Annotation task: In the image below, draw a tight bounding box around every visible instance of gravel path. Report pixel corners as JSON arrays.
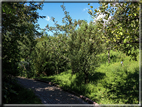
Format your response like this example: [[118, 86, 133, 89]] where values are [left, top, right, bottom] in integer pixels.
[[16, 76, 88, 104]]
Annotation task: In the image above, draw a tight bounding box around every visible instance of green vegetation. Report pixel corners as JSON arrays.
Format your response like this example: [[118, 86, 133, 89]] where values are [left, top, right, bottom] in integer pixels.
[[32, 50, 139, 104], [2, 1, 140, 104], [3, 78, 42, 104], [2, 2, 45, 104], [88, 2, 139, 60]]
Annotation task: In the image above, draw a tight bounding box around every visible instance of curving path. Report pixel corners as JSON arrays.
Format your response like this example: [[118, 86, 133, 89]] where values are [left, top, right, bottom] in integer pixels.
[[16, 76, 88, 104]]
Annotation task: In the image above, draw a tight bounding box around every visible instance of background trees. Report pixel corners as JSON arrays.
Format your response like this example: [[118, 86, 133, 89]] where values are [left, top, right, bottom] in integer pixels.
[[44, 4, 104, 84], [2, 1, 140, 104], [88, 2, 140, 60], [32, 34, 70, 77]]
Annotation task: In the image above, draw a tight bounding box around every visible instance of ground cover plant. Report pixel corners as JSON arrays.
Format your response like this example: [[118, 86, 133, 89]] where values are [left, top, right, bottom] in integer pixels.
[[3, 77, 42, 104], [32, 50, 139, 104]]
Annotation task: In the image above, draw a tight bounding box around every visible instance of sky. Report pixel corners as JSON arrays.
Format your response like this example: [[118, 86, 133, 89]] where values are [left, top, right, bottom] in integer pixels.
[[36, 3, 101, 36]]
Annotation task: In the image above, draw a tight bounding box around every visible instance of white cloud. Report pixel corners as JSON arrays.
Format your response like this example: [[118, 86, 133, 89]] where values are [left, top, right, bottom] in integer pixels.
[[45, 15, 50, 21], [93, 13, 112, 25], [96, 14, 106, 20], [108, 15, 112, 20], [83, 8, 88, 11]]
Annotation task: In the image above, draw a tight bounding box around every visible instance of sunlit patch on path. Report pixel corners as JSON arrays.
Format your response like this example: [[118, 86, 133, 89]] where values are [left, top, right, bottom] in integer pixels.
[[16, 77, 88, 104]]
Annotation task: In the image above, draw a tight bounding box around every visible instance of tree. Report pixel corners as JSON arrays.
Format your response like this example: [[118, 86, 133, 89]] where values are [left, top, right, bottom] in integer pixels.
[[69, 21, 103, 84], [45, 4, 103, 84], [2, 2, 45, 103], [88, 1, 140, 60], [32, 33, 70, 76]]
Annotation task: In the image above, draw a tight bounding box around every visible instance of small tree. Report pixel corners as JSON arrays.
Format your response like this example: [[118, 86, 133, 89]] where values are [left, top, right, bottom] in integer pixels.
[[45, 4, 103, 84], [68, 21, 103, 84]]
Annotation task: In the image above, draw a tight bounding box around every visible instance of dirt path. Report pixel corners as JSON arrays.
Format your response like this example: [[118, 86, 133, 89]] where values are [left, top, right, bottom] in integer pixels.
[[16, 76, 88, 104]]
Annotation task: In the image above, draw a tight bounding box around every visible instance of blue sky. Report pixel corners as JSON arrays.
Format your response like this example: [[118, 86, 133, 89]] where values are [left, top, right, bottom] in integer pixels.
[[36, 3, 100, 36]]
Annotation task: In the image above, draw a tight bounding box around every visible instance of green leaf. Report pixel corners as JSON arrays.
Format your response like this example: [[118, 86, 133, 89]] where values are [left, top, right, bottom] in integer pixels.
[[89, 10, 92, 13], [90, 6, 93, 8], [94, 9, 98, 12], [134, 13, 137, 16], [124, 39, 127, 43], [3, 8, 5, 12], [120, 32, 123, 35]]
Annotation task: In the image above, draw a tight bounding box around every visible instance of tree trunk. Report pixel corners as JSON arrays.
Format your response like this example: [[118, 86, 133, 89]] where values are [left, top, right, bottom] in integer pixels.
[[108, 49, 110, 63], [84, 72, 89, 84], [55, 65, 58, 75], [57, 66, 59, 74], [71, 61, 75, 75]]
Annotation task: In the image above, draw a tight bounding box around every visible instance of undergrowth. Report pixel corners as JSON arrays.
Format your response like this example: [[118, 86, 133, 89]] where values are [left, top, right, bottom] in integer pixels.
[[4, 78, 42, 104], [32, 50, 139, 104]]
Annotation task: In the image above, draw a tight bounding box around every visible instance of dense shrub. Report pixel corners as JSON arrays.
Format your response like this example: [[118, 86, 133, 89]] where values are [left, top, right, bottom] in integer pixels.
[[30, 35, 70, 77]]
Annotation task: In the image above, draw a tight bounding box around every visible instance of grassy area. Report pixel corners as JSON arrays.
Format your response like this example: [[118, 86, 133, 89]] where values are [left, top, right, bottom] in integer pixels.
[[32, 50, 139, 104], [5, 78, 42, 104]]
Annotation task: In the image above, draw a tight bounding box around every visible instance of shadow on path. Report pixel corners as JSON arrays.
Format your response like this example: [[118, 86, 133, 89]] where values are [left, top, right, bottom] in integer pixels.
[[16, 77, 88, 104]]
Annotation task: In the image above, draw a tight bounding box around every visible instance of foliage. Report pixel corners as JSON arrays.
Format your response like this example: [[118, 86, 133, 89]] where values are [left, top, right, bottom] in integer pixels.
[[45, 4, 104, 84], [2, 2, 45, 103], [31, 34, 70, 77], [88, 2, 139, 60], [68, 21, 103, 84], [3, 78, 42, 104], [33, 50, 139, 104], [97, 49, 131, 64], [2, 1, 140, 104]]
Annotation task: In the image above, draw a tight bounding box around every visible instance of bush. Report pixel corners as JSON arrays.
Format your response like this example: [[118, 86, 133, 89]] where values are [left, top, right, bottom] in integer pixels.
[[3, 78, 42, 104]]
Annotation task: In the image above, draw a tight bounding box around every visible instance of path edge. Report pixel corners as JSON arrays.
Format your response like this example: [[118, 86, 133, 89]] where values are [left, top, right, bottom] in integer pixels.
[[33, 78, 100, 106]]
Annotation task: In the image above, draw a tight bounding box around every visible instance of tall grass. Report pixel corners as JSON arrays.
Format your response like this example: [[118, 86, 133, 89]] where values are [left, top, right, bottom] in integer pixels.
[[33, 50, 139, 104]]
